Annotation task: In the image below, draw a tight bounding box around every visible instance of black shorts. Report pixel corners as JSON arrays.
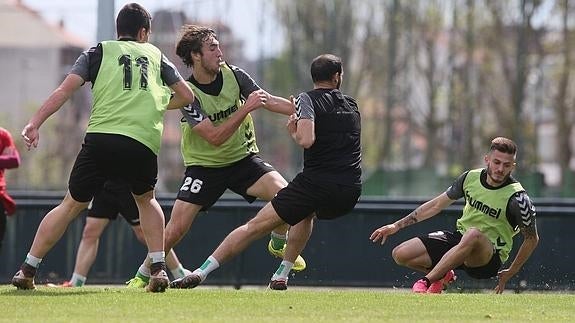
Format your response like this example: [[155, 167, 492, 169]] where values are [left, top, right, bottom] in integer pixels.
[[87, 182, 139, 226], [176, 154, 276, 211], [271, 173, 361, 226], [68, 133, 158, 202], [418, 230, 502, 279]]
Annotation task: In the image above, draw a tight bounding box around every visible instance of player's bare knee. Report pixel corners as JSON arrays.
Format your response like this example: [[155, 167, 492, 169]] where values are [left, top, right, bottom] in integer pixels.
[[460, 228, 484, 245], [391, 246, 407, 266]]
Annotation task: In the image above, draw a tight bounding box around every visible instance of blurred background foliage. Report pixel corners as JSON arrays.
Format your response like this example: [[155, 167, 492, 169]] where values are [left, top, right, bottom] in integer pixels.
[[2, 0, 574, 198]]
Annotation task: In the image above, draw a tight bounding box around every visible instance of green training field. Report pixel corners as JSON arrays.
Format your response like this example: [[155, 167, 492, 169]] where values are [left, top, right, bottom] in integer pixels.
[[0, 285, 573, 322]]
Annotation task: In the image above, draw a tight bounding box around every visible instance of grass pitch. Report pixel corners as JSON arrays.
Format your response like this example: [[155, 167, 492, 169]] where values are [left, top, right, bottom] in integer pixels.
[[0, 285, 573, 322]]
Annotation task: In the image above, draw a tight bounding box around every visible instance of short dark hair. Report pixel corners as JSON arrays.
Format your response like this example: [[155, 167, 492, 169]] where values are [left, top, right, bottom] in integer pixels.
[[116, 3, 152, 38], [310, 54, 342, 83], [176, 25, 218, 68], [490, 137, 517, 155]]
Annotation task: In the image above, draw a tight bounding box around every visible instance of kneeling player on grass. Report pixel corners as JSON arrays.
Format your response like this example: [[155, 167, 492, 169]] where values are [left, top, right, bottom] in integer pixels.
[[170, 54, 362, 290], [370, 137, 539, 294]]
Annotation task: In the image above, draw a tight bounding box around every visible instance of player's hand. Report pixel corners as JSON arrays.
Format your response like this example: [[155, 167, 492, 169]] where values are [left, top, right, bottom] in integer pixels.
[[370, 223, 399, 245], [244, 90, 268, 112], [494, 268, 513, 294], [286, 113, 298, 135], [21, 123, 39, 150]]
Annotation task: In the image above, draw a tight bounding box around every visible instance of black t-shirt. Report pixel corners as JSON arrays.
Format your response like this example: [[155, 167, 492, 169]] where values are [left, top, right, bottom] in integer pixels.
[[296, 88, 362, 186]]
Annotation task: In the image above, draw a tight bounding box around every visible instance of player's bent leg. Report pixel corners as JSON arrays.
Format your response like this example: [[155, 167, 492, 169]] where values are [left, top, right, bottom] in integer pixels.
[[213, 203, 285, 265], [268, 217, 313, 290], [73, 218, 110, 279], [13, 192, 89, 290], [177, 203, 286, 289], [30, 192, 90, 258], [285, 218, 313, 272], [127, 200, 200, 288], [248, 171, 308, 272], [164, 200, 202, 251], [132, 191, 168, 293], [392, 238, 433, 272], [132, 190, 164, 253]]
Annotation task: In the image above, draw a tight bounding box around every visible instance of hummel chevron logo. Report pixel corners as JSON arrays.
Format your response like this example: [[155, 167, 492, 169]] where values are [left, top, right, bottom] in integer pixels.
[[183, 105, 204, 122], [295, 96, 302, 117], [516, 193, 532, 226]]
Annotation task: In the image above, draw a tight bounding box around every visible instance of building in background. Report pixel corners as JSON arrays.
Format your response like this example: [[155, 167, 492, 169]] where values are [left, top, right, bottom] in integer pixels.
[[0, 0, 90, 190], [0, 1, 253, 192]]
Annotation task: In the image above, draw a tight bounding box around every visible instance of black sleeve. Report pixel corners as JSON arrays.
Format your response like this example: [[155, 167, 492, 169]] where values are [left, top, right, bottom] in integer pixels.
[[160, 54, 184, 86], [87, 44, 103, 85], [68, 45, 101, 84], [506, 191, 537, 230], [180, 100, 208, 128], [445, 171, 469, 200], [230, 65, 260, 99], [295, 92, 315, 121]]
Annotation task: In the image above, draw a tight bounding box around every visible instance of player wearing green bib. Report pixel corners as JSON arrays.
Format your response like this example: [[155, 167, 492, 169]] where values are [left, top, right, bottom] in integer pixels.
[[170, 54, 362, 291], [14, 3, 195, 293], [371, 137, 539, 294], [127, 25, 307, 288]]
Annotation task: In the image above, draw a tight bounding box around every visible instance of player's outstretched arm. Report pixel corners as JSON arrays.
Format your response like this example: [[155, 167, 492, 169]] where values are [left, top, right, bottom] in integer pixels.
[[370, 193, 455, 245], [495, 192, 539, 294], [495, 224, 539, 294], [262, 92, 295, 115], [191, 90, 267, 146]]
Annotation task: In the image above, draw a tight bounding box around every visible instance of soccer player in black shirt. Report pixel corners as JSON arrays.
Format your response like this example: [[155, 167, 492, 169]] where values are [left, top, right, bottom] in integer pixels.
[[170, 54, 362, 290]]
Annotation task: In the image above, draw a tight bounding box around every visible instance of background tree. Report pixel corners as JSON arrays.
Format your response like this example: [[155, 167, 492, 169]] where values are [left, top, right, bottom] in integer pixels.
[[555, 0, 574, 192]]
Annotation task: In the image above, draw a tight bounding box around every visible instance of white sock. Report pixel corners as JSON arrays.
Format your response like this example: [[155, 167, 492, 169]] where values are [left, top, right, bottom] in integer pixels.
[[194, 256, 219, 281], [170, 264, 191, 279], [70, 273, 86, 287], [148, 251, 165, 264], [25, 253, 42, 268], [271, 260, 294, 281], [138, 263, 151, 277]]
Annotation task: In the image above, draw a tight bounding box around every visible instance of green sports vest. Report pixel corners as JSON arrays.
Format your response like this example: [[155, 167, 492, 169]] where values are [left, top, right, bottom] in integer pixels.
[[180, 63, 258, 167], [456, 168, 524, 262], [87, 40, 170, 155]]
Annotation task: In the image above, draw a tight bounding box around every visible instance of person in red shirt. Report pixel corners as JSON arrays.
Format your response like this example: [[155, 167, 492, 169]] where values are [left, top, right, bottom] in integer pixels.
[[0, 127, 21, 253]]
